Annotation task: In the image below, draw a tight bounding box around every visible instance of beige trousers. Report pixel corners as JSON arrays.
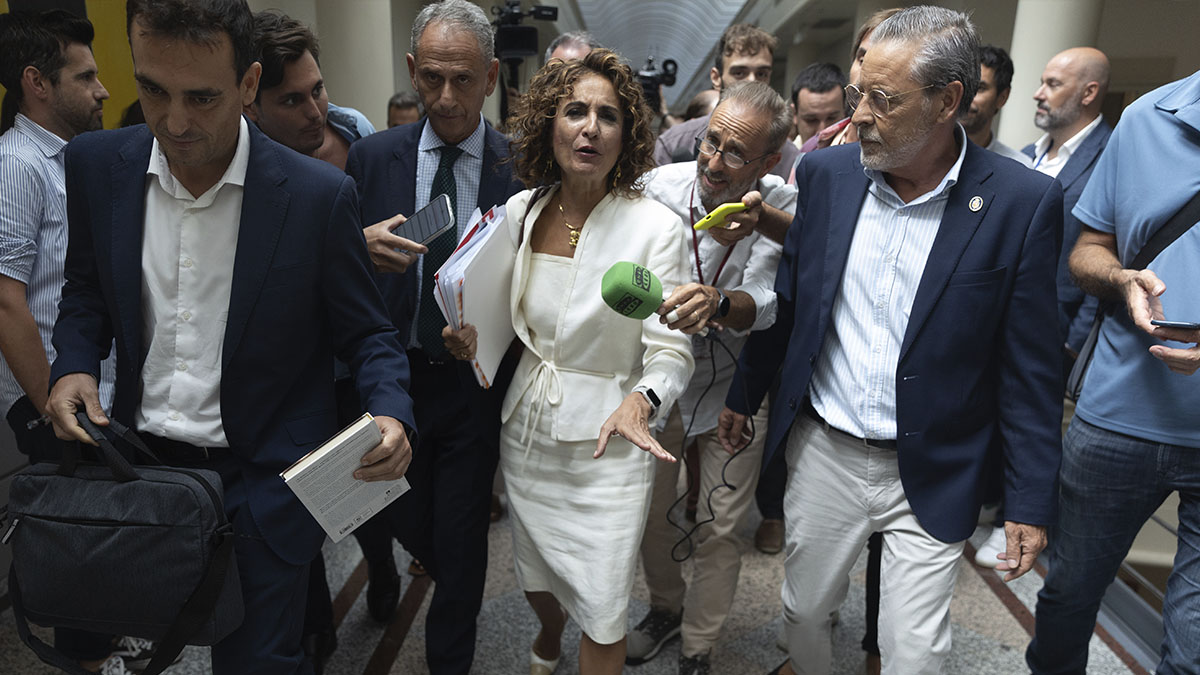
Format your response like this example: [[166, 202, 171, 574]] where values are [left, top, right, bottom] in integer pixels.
[[639, 401, 769, 657], [781, 415, 965, 675]]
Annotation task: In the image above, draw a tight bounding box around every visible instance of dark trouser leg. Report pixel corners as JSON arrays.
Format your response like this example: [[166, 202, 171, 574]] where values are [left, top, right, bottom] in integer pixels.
[[303, 554, 333, 637], [386, 357, 499, 675], [1026, 419, 1167, 675], [861, 531, 882, 656], [211, 479, 313, 675], [755, 448, 787, 520]]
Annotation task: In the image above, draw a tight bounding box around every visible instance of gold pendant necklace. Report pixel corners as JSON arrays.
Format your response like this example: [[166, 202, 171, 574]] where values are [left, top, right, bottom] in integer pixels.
[[559, 203, 583, 247]]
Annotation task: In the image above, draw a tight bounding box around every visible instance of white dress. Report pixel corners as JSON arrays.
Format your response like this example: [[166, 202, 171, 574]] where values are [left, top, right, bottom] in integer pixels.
[[500, 253, 656, 645]]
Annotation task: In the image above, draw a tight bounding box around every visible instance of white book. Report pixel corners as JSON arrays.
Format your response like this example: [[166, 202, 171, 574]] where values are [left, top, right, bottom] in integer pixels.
[[280, 413, 409, 543]]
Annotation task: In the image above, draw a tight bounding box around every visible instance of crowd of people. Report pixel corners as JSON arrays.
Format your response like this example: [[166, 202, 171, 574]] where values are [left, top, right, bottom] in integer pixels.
[[0, 1, 1198, 675]]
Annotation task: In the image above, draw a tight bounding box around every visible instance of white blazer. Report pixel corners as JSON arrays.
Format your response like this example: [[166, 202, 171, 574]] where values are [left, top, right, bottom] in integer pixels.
[[500, 186, 695, 443]]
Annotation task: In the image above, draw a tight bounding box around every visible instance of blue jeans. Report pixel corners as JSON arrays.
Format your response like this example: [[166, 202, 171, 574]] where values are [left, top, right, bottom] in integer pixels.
[[1027, 417, 1200, 674]]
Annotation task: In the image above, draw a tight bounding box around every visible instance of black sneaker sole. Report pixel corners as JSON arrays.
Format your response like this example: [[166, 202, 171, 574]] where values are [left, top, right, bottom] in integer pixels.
[[624, 626, 681, 665]]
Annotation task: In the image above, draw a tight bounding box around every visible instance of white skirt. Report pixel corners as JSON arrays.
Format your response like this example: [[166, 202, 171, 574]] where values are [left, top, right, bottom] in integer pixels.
[[500, 398, 655, 644]]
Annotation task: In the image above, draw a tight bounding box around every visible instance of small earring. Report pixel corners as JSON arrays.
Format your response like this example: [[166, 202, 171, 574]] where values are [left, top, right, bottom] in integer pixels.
[[615, 166, 622, 180]]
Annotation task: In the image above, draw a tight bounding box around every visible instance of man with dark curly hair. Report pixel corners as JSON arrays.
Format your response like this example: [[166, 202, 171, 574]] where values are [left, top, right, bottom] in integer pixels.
[[344, 1, 522, 673]]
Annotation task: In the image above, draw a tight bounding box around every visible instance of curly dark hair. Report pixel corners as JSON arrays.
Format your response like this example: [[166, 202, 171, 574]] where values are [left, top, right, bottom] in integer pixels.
[[508, 48, 655, 198]]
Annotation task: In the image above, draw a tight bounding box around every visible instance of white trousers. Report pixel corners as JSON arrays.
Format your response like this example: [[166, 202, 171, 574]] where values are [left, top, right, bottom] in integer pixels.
[[781, 416, 965, 675]]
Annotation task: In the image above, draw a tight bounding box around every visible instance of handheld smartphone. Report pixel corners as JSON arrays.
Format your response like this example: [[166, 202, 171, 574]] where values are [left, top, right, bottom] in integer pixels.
[[693, 202, 748, 231], [1151, 319, 1200, 330], [392, 193, 455, 245]]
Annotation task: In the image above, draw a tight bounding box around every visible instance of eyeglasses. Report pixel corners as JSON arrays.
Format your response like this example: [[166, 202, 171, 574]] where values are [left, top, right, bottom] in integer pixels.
[[844, 83, 936, 118], [693, 137, 771, 170]]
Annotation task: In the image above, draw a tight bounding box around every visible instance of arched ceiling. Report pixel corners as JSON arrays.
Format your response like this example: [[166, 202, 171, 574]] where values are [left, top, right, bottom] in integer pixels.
[[573, 0, 750, 106]]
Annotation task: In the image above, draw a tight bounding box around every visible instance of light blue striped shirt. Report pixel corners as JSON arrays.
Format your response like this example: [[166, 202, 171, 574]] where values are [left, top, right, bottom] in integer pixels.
[[409, 116, 486, 349], [809, 126, 968, 440], [0, 114, 114, 415]]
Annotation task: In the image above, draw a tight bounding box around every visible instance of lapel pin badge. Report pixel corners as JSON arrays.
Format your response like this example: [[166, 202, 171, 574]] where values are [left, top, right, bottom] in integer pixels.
[[968, 195, 984, 212]]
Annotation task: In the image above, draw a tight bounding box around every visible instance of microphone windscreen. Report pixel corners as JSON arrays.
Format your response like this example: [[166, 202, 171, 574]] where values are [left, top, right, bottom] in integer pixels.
[[601, 261, 664, 321]]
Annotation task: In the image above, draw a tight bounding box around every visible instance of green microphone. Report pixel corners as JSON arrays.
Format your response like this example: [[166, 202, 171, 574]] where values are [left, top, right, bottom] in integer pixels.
[[601, 261, 664, 320]]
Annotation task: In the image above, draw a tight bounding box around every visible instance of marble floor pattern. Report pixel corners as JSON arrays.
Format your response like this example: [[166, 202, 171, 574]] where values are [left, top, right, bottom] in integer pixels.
[[0, 501, 1140, 674]]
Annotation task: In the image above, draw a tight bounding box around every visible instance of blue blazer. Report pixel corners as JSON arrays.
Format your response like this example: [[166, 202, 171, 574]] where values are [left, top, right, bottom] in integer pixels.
[[51, 123, 416, 565], [1022, 120, 1112, 351], [727, 142, 1065, 543], [345, 120, 524, 346]]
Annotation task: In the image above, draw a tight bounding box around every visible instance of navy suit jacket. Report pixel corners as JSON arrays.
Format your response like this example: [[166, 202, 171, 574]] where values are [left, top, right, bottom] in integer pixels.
[[1022, 119, 1112, 351], [51, 123, 416, 565], [345, 120, 523, 345], [727, 142, 1065, 543]]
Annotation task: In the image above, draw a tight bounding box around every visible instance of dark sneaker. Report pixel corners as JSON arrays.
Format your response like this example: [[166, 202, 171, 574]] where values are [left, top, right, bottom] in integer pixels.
[[625, 607, 682, 665], [679, 651, 711, 675]]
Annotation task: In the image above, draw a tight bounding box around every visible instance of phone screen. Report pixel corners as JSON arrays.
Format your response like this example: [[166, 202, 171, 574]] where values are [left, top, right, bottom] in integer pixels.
[[393, 193, 455, 245]]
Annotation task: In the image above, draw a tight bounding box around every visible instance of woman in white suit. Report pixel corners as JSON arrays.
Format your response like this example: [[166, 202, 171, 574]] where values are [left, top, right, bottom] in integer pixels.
[[444, 50, 694, 675]]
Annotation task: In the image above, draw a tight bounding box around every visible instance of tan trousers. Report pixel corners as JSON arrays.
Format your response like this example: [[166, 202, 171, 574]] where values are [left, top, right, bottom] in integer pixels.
[[639, 401, 769, 657], [781, 416, 965, 675]]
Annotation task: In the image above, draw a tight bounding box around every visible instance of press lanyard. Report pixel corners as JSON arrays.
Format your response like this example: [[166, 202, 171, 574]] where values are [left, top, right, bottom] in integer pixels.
[[688, 179, 736, 286]]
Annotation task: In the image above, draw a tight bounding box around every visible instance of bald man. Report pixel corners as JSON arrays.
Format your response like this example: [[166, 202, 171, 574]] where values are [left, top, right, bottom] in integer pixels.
[[973, 47, 1114, 572], [1022, 47, 1113, 359]]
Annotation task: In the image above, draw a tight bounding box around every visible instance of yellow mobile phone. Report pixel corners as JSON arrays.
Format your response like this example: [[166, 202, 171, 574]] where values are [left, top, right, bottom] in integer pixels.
[[693, 202, 748, 230]]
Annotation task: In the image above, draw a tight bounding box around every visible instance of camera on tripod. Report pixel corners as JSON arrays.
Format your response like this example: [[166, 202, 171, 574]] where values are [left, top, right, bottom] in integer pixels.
[[638, 55, 678, 115], [493, 0, 558, 63]]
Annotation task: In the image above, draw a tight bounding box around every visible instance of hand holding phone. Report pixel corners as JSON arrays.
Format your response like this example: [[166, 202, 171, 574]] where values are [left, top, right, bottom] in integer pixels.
[[1151, 319, 1200, 330], [392, 193, 455, 245], [693, 202, 749, 231]]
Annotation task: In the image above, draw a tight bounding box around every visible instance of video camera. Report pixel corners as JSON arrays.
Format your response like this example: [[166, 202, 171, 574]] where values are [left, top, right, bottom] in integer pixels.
[[492, 0, 558, 63], [638, 55, 678, 115]]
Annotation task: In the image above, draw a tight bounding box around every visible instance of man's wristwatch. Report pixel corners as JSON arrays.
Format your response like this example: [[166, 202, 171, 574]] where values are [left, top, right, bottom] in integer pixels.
[[632, 385, 661, 419], [714, 288, 731, 319]]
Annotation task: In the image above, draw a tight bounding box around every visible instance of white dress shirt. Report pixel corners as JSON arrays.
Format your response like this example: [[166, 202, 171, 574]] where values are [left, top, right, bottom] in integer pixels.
[[137, 117, 250, 446], [985, 136, 1033, 168], [809, 126, 968, 440], [1031, 114, 1103, 178], [642, 161, 795, 436]]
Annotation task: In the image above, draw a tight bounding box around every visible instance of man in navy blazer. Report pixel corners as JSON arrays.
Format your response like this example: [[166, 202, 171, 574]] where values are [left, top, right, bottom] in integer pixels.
[[46, 1, 414, 673], [344, 2, 522, 673], [1022, 47, 1113, 357], [718, 8, 1063, 674]]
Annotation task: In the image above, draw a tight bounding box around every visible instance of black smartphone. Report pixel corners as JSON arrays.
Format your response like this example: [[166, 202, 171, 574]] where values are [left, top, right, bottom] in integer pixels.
[[392, 193, 454, 246], [1151, 319, 1200, 330]]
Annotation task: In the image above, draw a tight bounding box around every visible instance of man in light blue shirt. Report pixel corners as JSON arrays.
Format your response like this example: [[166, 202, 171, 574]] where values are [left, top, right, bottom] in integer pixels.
[[1028, 68, 1200, 675], [0, 9, 127, 674]]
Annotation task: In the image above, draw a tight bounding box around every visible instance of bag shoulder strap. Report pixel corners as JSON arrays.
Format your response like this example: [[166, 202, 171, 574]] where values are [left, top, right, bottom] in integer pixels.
[[1130, 189, 1200, 270], [517, 185, 553, 244], [1067, 188, 1200, 400]]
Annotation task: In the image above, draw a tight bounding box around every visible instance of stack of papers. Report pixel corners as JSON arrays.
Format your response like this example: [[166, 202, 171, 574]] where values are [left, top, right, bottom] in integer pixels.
[[433, 205, 516, 388]]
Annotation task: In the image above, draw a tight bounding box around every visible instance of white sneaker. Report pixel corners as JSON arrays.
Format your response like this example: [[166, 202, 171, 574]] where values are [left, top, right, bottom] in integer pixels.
[[974, 525, 1006, 568], [98, 655, 134, 675]]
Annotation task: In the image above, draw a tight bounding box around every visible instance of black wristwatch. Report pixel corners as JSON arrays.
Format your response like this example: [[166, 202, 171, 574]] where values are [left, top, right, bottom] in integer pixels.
[[714, 288, 731, 319], [633, 385, 661, 418]]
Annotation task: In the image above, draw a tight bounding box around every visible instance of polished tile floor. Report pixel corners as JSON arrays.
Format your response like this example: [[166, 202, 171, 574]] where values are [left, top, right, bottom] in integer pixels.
[[0, 501, 1140, 674]]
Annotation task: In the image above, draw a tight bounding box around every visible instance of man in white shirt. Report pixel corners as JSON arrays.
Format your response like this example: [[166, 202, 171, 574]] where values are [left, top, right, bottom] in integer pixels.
[[962, 45, 1031, 167], [46, 1, 415, 673], [1022, 49, 1112, 364], [789, 62, 845, 149], [628, 82, 796, 675]]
